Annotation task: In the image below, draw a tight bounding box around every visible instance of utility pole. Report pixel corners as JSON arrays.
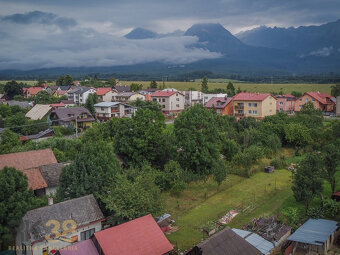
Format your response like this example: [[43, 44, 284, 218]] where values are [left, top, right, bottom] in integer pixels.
[[75, 117, 78, 138]]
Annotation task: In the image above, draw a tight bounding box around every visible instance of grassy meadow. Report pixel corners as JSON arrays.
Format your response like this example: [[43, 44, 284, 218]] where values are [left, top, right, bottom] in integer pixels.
[[1, 80, 334, 94]]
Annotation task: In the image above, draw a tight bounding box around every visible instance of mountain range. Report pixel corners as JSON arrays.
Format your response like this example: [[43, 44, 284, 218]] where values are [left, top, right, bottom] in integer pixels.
[[2, 19, 340, 78]]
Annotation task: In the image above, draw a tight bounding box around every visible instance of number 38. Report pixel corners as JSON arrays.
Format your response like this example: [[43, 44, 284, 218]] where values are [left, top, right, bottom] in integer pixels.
[[45, 219, 77, 242]]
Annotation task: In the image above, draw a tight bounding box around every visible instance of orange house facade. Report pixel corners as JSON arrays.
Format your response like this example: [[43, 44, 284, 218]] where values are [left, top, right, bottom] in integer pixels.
[[205, 97, 233, 115], [294, 92, 335, 113]]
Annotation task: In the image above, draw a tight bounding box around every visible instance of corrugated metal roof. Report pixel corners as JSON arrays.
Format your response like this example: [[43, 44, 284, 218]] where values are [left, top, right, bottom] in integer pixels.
[[232, 228, 275, 255], [25, 104, 52, 120], [287, 219, 338, 246], [94, 102, 120, 107]]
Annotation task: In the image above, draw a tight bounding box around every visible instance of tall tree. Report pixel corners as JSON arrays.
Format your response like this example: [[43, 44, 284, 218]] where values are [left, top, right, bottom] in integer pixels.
[[130, 83, 143, 92], [0, 167, 38, 249], [322, 143, 340, 194], [331, 84, 340, 97], [201, 76, 208, 93], [107, 77, 117, 86], [113, 108, 167, 167], [226, 82, 235, 96], [4, 80, 23, 99], [57, 141, 122, 204], [63, 74, 74, 86], [0, 129, 20, 154], [150, 80, 158, 89], [85, 93, 98, 117], [174, 104, 222, 177], [292, 153, 324, 209]]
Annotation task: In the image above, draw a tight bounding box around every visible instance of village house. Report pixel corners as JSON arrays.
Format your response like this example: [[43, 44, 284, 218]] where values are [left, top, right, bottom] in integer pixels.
[[232, 92, 276, 119], [151, 91, 185, 115], [113, 85, 130, 93], [294, 92, 335, 113], [60, 100, 75, 107], [25, 104, 52, 120], [57, 214, 173, 255], [286, 218, 338, 255], [275, 94, 296, 113], [95, 87, 118, 102], [23, 87, 43, 98], [203, 93, 228, 105], [40, 162, 69, 196], [138, 88, 158, 101], [67, 87, 96, 105], [50, 107, 95, 130], [183, 90, 205, 107], [5, 100, 32, 109], [15, 194, 104, 255], [205, 97, 233, 115], [46, 86, 60, 96], [94, 102, 137, 121], [185, 227, 262, 255], [114, 92, 145, 102], [0, 149, 58, 196], [20, 128, 55, 142]]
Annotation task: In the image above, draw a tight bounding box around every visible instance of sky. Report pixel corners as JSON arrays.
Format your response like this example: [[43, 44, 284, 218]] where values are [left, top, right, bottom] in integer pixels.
[[0, 0, 339, 70]]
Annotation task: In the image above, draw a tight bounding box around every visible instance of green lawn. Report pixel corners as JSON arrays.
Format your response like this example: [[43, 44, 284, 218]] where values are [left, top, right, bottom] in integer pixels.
[[165, 170, 293, 250]]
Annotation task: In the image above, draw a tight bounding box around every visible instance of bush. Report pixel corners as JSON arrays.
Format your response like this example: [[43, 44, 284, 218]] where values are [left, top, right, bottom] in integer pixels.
[[271, 157, 288, 169], [279, 207, 305, 231], [53, 126, 73, 137], [321, 198, 340, 217], [307, 207, 324, 219]]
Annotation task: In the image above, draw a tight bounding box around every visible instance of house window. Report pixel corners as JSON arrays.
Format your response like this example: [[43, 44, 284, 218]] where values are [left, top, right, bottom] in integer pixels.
[[248, 110, 252, 114], [153, 99, 156, 102], [101, 107, 104, 111], [253, 103, 257, 107], [305, 98, 309, 103], [269, 110, 272, 113], [299, 98, 302, 101], [162, 105, 165, 108], [312, 98, 315, 102], [176, 104, 180, 107], [159, 99, 161, 102], [253, 110, 257, 114], [279, 102, 283, 105], [162, 98, 165, 102], [81, 228, 95, 240], [248, 103, 252, 107], [176, 98, 179, 101], [280, 108, 283, 111], [176, 94, 178, 96], [22, 244, 27, 255]]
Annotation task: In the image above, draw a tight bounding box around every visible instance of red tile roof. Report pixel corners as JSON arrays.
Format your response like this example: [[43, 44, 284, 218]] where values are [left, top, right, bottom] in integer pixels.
[[26, 87, 43, 95], [95, 87, 112, 96], [57, 90, 67, 96], [206, 97, 232, 109], [22, 168, 48, 190], [305, 92, 332, 105], [151, 91, 180, 97], [50, 103, 66, 108], [94, 214, 173, 255], [233, 92, 272, 101], [0, 149, 57, 171]]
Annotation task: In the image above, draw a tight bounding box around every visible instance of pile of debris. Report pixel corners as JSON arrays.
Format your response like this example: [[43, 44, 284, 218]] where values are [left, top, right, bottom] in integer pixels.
[[219, 210, 239, 225], [156, 213, 176, 233], [243, 216, 292, 245]]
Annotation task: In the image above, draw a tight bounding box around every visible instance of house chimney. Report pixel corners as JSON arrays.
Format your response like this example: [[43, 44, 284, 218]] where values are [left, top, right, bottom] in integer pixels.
[[48, 197, 54, 206]]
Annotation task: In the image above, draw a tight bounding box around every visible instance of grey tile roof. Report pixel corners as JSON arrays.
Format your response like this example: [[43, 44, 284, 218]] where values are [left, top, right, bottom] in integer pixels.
[[192, 227, 262, 255], [40, 162, 68, 187], [51, 107, 95, 122], [22, 194, 104, 243], [7, 100, 31, 109], [116, 92, 135, 97], [25, 128, 54, 140], [114, 85, 130, 92]]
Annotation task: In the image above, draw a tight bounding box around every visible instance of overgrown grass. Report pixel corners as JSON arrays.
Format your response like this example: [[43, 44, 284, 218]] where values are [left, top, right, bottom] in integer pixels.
[[165, 170, 292, 250]]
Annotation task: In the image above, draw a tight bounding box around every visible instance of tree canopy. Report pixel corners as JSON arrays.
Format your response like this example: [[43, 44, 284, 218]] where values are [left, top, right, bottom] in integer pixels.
[[4, 80, 23, 99]]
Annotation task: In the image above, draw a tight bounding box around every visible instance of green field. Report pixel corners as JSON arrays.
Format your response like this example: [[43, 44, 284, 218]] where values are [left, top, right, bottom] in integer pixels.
[[1, 80, 334, 94], [120, 81, 333, 94]]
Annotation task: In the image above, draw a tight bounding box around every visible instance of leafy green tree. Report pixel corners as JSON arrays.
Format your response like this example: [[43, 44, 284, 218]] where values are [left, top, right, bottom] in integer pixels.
[[201, 76, 208, 93], [101, 172, 163, 220], [157, 160, 185, 194], [113, 108, 167, 167], [63, 74, 74, 86], [236, 87, 242, 93], [0, 167, 38, 249], [331, 84, 340, 97], [56, 76, 64, 86], [0, 104, 11, 118], [174, 104, 221, 177], [5, 112, 27, 133], [292, 153, 324, 209], [0, 129, 20, 154], [32, 90, 60, 104], [284, 123, 311, 147], [130, 83, 143, 92], [85, 93, 98, 118], [131, 99, 161, 112], [107, 77, 117, 86], [221, 139, 240, 161], [36, 76, 45, 86], [150, 80, 158, 89], [4, 80, 23, 99], [226, 82, 235, 96], [213, 159, 227, 186], [57, 141, 122, 205], [322, 143, 340, 194], [291, 91, 302, 98]]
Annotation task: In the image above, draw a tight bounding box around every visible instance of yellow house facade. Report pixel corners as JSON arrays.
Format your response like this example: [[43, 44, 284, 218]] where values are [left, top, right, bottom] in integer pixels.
[[233, 92, 276, 119]]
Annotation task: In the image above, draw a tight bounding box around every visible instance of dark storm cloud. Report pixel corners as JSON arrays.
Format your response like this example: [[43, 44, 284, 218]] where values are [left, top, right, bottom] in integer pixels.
[[1, 10, 77, 29], [0, 0, 339, 69]]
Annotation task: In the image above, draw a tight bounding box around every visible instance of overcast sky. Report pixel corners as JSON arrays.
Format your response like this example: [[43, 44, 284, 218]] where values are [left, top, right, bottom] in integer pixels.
[[0, 0, 339, 70]]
